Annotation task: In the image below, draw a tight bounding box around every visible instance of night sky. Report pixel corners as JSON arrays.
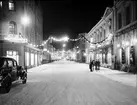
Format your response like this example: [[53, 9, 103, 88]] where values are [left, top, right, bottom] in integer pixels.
[[40, 0, 113, 50]]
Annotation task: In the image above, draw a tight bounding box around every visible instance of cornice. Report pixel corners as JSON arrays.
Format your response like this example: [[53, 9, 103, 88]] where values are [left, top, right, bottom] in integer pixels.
[[116, 21, 137, 36]]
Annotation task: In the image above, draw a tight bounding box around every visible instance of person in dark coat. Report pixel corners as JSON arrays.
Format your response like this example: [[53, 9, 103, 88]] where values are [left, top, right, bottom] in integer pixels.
[[89, 60, 94, 72], [97, 59, 100, 70], [95, 60, 98, 71], [98, 60, 100, 70]]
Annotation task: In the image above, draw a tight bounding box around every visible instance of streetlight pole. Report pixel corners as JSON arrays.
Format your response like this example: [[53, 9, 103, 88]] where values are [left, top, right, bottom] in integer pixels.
[[21, 1, 31, 68]]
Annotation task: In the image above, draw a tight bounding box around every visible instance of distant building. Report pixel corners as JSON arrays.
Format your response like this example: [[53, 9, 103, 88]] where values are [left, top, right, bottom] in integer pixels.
[[0, 0, 43, 68], [42, 39, 55, 63], [86, 7, 113, 68], [113, 0, 137, 72], [74, 33, 86, 63]]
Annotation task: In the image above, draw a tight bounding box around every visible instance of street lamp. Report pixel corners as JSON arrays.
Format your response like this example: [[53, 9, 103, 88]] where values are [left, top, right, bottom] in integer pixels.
[[63, 36, 69, 42], [63, 43, 66, 48], [21, 14, 30, 26]]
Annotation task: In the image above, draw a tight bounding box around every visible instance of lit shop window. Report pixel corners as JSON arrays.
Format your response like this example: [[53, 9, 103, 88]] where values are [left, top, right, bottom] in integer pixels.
[[9, 0, 15, 10], [31, 53, 34, 66], [6, 51, 19, 64], [35, 54, 37, 66], [25, 52, 29, 66], [0, 1, 2, 8]]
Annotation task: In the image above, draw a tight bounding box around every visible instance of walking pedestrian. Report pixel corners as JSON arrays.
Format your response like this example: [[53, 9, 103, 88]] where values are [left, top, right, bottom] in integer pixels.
[[95, 60, 97, 71], [89, 60, 93, 72], [97, 59, 100, 70]]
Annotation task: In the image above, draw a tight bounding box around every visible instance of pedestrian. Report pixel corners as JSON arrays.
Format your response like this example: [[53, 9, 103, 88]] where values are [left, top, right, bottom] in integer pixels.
[[95, 60, 97, 71], [92, 60, 95, 71], [97, 59, 100, 70], [89, 61, 93, 72]]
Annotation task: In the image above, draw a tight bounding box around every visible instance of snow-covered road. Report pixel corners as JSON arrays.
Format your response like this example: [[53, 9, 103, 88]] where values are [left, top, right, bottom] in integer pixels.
[[0, 60, 137, 105]]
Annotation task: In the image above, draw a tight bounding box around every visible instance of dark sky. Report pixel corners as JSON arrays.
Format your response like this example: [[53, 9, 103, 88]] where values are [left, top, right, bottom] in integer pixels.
[[40, 0, 113, 49]]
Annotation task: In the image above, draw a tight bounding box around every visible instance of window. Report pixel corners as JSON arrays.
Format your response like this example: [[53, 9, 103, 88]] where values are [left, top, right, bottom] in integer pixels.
[[118, 12, 122, 29], [9, 21, 17, 34], [109, 19, 112, 31], [9, 0, 15, 10], [35, 54, 37, 66], [31, 53, 34, 66], [135, 1, 137, 20], [125, 5, 131, 25], [7, 60, 13, 67], [122, 48, 125, 64], [130, 46, 135, 65], [25, 52, 29, 66], [0, 1, 2, 8], [104, 29, 106, 39], [13, 61, 17, 67], [3, 60, 8, 68], [6, 51, 19, 64], [0, 59, 7, 68]]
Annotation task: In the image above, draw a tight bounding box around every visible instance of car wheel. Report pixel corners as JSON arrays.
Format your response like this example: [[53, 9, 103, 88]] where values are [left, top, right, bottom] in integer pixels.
[[22, 73, 27, 84], [4, 80, 12, 93]]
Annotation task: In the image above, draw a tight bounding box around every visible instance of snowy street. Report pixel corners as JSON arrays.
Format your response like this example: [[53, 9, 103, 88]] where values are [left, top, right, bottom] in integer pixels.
[[0, 60, 137, 105]]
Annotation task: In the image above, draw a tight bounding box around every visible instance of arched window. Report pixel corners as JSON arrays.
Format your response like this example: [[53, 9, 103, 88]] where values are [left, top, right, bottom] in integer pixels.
[[9, 0, 15, 11], [9, 21, 17, 34]]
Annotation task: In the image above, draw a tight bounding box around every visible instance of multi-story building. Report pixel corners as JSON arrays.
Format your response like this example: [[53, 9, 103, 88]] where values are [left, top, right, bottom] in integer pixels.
[[86, 7, 114, 68], [113, 0, 137, 72], [0, 0, 43, 68], [74, 33, 86, 63], [42, 39, 54, 63]]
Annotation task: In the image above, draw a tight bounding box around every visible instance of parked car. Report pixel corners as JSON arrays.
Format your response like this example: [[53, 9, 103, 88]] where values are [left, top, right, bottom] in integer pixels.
[[0, 56, 27, 93]]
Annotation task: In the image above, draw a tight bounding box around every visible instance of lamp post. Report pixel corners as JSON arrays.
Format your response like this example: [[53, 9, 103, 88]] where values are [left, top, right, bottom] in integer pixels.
[[21, 14, 30, 26], [21, 14, 30, 40], [21, 14, 30, 68]]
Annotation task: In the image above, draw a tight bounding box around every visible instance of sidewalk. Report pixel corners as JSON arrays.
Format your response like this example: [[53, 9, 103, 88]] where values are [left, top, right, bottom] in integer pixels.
[[93, 67, 137, 87]]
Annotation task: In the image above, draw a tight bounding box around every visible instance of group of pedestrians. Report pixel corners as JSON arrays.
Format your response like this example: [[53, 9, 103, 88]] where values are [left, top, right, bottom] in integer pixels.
[[89, 59, 100, 72]]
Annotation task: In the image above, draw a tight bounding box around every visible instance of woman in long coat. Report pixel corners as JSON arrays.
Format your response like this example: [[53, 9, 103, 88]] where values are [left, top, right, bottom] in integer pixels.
[[89, 60, 94, 72]]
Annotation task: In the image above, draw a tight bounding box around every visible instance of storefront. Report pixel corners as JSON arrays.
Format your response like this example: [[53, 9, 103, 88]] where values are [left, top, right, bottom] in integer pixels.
[[114, 28, 137, 70], [0, 41, 42, 68]]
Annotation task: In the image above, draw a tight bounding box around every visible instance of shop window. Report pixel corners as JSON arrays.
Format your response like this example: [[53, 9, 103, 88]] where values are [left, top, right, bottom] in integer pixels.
[[9, 21, 17, 35], [122, 48, 126, 64], [9, 0, 15, 11], [130, 46, 135, 65], [25, 52, 29, 66], [31, 53, 34, 66], [6, 51, 19, 64], [35, 54, 37, 66]]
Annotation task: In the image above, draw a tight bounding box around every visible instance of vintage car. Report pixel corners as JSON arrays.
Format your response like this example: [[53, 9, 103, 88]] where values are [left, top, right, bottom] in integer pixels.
[[0, 56, 27, 93]]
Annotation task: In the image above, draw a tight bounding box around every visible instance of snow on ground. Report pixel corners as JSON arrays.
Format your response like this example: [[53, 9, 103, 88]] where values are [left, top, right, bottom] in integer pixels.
[[0, 60, 137, 105]]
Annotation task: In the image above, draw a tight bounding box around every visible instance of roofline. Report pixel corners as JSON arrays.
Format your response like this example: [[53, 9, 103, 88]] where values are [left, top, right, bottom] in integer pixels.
[[87, 7, 113, 37]]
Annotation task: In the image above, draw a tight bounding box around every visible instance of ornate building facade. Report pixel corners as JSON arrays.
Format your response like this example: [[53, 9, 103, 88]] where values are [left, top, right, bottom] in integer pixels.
[[113, 0, 137, 72], [0, 0, 43, 68], [86, 7, 114, 68]]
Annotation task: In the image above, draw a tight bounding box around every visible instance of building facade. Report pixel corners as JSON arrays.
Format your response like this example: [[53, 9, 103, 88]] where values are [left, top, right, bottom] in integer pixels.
[[74, 33, 86, 63], [113, 0, 137, 72], [86, 7, 114, 68], [0, 0, 43, 68]]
